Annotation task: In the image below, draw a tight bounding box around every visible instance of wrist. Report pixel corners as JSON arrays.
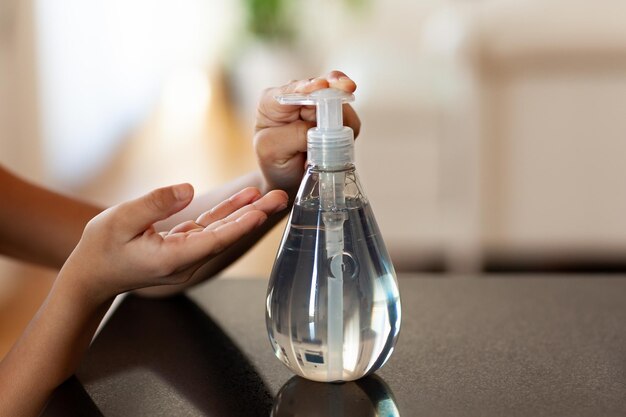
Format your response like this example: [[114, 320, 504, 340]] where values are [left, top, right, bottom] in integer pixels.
[[57, 259, 116, 308]]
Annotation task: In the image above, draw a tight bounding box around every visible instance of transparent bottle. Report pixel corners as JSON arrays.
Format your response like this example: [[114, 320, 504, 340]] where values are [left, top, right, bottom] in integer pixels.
[[266, 88, 401, 382]]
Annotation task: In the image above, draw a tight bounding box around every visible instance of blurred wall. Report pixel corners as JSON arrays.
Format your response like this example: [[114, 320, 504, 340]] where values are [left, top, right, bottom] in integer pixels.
[[3, 0, 626, 290], [425, 0, 626, 271]]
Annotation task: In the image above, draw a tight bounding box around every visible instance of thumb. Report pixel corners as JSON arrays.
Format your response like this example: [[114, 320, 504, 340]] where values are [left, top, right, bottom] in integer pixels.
[[115, 183, 194, 239]]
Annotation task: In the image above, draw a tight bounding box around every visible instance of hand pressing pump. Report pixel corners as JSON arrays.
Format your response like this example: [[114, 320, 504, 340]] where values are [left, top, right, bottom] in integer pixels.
[[265, 88, 401, 382]]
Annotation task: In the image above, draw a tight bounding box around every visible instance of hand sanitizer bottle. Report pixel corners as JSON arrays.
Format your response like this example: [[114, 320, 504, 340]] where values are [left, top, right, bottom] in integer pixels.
[[266, 88, 401, 382]]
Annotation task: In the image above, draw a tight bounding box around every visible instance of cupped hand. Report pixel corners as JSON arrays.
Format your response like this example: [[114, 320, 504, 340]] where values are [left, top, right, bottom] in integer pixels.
[[254, 70, 361, 196], [61, 183, 288, 301]]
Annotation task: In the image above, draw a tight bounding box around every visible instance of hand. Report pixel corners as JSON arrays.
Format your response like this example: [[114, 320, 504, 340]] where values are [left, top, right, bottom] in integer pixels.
[[254, 70, 361, 196], [59, 184, 288, 301]]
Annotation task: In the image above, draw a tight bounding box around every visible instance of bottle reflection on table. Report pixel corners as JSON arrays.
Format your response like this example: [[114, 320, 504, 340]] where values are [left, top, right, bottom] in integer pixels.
[[271, 374, 400, 417]]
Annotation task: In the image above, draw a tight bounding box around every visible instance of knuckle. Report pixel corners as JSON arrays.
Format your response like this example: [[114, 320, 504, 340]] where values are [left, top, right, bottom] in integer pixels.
[[84, 209, 112, 235], [253, 129, 274, 158], [295, 120, 310, 140], [84, 216, 100, 234]]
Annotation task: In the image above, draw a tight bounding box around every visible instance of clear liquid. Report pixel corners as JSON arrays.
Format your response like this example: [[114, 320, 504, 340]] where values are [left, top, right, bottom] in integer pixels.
[[266, 199, 401, 382]]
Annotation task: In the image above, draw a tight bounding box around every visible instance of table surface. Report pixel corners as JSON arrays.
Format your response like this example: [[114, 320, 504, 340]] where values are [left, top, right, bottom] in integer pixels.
[[43, 275, 626, 417]]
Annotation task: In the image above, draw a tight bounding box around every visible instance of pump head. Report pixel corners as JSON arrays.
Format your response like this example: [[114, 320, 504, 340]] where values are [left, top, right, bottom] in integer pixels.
[[276, 88, 355, 168]]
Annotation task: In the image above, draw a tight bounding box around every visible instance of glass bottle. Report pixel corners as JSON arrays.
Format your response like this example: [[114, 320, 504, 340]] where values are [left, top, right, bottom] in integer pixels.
[[266, 88, 401, 382]]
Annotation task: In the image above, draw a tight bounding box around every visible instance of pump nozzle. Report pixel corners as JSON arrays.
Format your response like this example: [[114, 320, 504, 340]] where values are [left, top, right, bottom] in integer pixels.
[[277, 88, 354, 131], [276, 88, 355, 168]]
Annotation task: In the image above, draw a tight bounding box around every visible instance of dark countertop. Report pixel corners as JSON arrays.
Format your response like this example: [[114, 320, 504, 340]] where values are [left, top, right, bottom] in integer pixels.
[[43, 275, 626, 416]]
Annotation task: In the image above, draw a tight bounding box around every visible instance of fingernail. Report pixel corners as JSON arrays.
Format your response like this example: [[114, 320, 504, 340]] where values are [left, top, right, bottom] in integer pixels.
[[174, 183, 192, 201], [257, 214, 268, 226]]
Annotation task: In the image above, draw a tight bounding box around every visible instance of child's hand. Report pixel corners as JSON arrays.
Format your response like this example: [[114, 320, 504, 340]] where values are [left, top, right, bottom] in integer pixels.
[[60, 183, 288, 301], [254, 70, 360, 196]]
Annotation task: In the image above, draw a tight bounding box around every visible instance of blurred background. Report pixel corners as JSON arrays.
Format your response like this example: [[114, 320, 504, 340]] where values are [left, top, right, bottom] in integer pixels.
[[2, 0, 626, 355]]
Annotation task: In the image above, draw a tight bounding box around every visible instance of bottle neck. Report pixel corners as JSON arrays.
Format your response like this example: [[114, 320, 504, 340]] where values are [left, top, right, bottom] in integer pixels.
[[296, 163, 366, 207], [306, 162, 355, 172]]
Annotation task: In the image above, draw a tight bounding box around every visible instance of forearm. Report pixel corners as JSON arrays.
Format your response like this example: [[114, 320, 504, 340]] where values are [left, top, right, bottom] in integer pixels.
[[0, 167, 102, 269], [0, 272, 113, 417]]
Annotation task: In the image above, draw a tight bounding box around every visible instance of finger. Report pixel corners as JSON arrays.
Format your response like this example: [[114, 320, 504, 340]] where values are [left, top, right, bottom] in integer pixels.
[[158, 190, 288, 269], [256, 79, 323, 130], [162, 190, 287, 261], [159, 211, 268, 269], [175, 210, 269, 263], [168, 187, 263, 235], [326, 70, 357, 93], [195, 187, 262, 227], [205, 190, 289, 232], [343, 104, 361, 138], [168, 220, 204, 235], [293, 77, 330, 94], [254, 120, 313, 164], [295, 70, 357, 95], [298, 105, 317, 122], [113, 183, 194, 240], [256, 71, 357, 131], [295, 71, 357, 94]]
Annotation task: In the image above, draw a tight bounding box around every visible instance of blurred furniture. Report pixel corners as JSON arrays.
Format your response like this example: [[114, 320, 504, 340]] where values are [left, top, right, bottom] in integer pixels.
[[43, 276, 626, 416], [426, 1, 626, 272]]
